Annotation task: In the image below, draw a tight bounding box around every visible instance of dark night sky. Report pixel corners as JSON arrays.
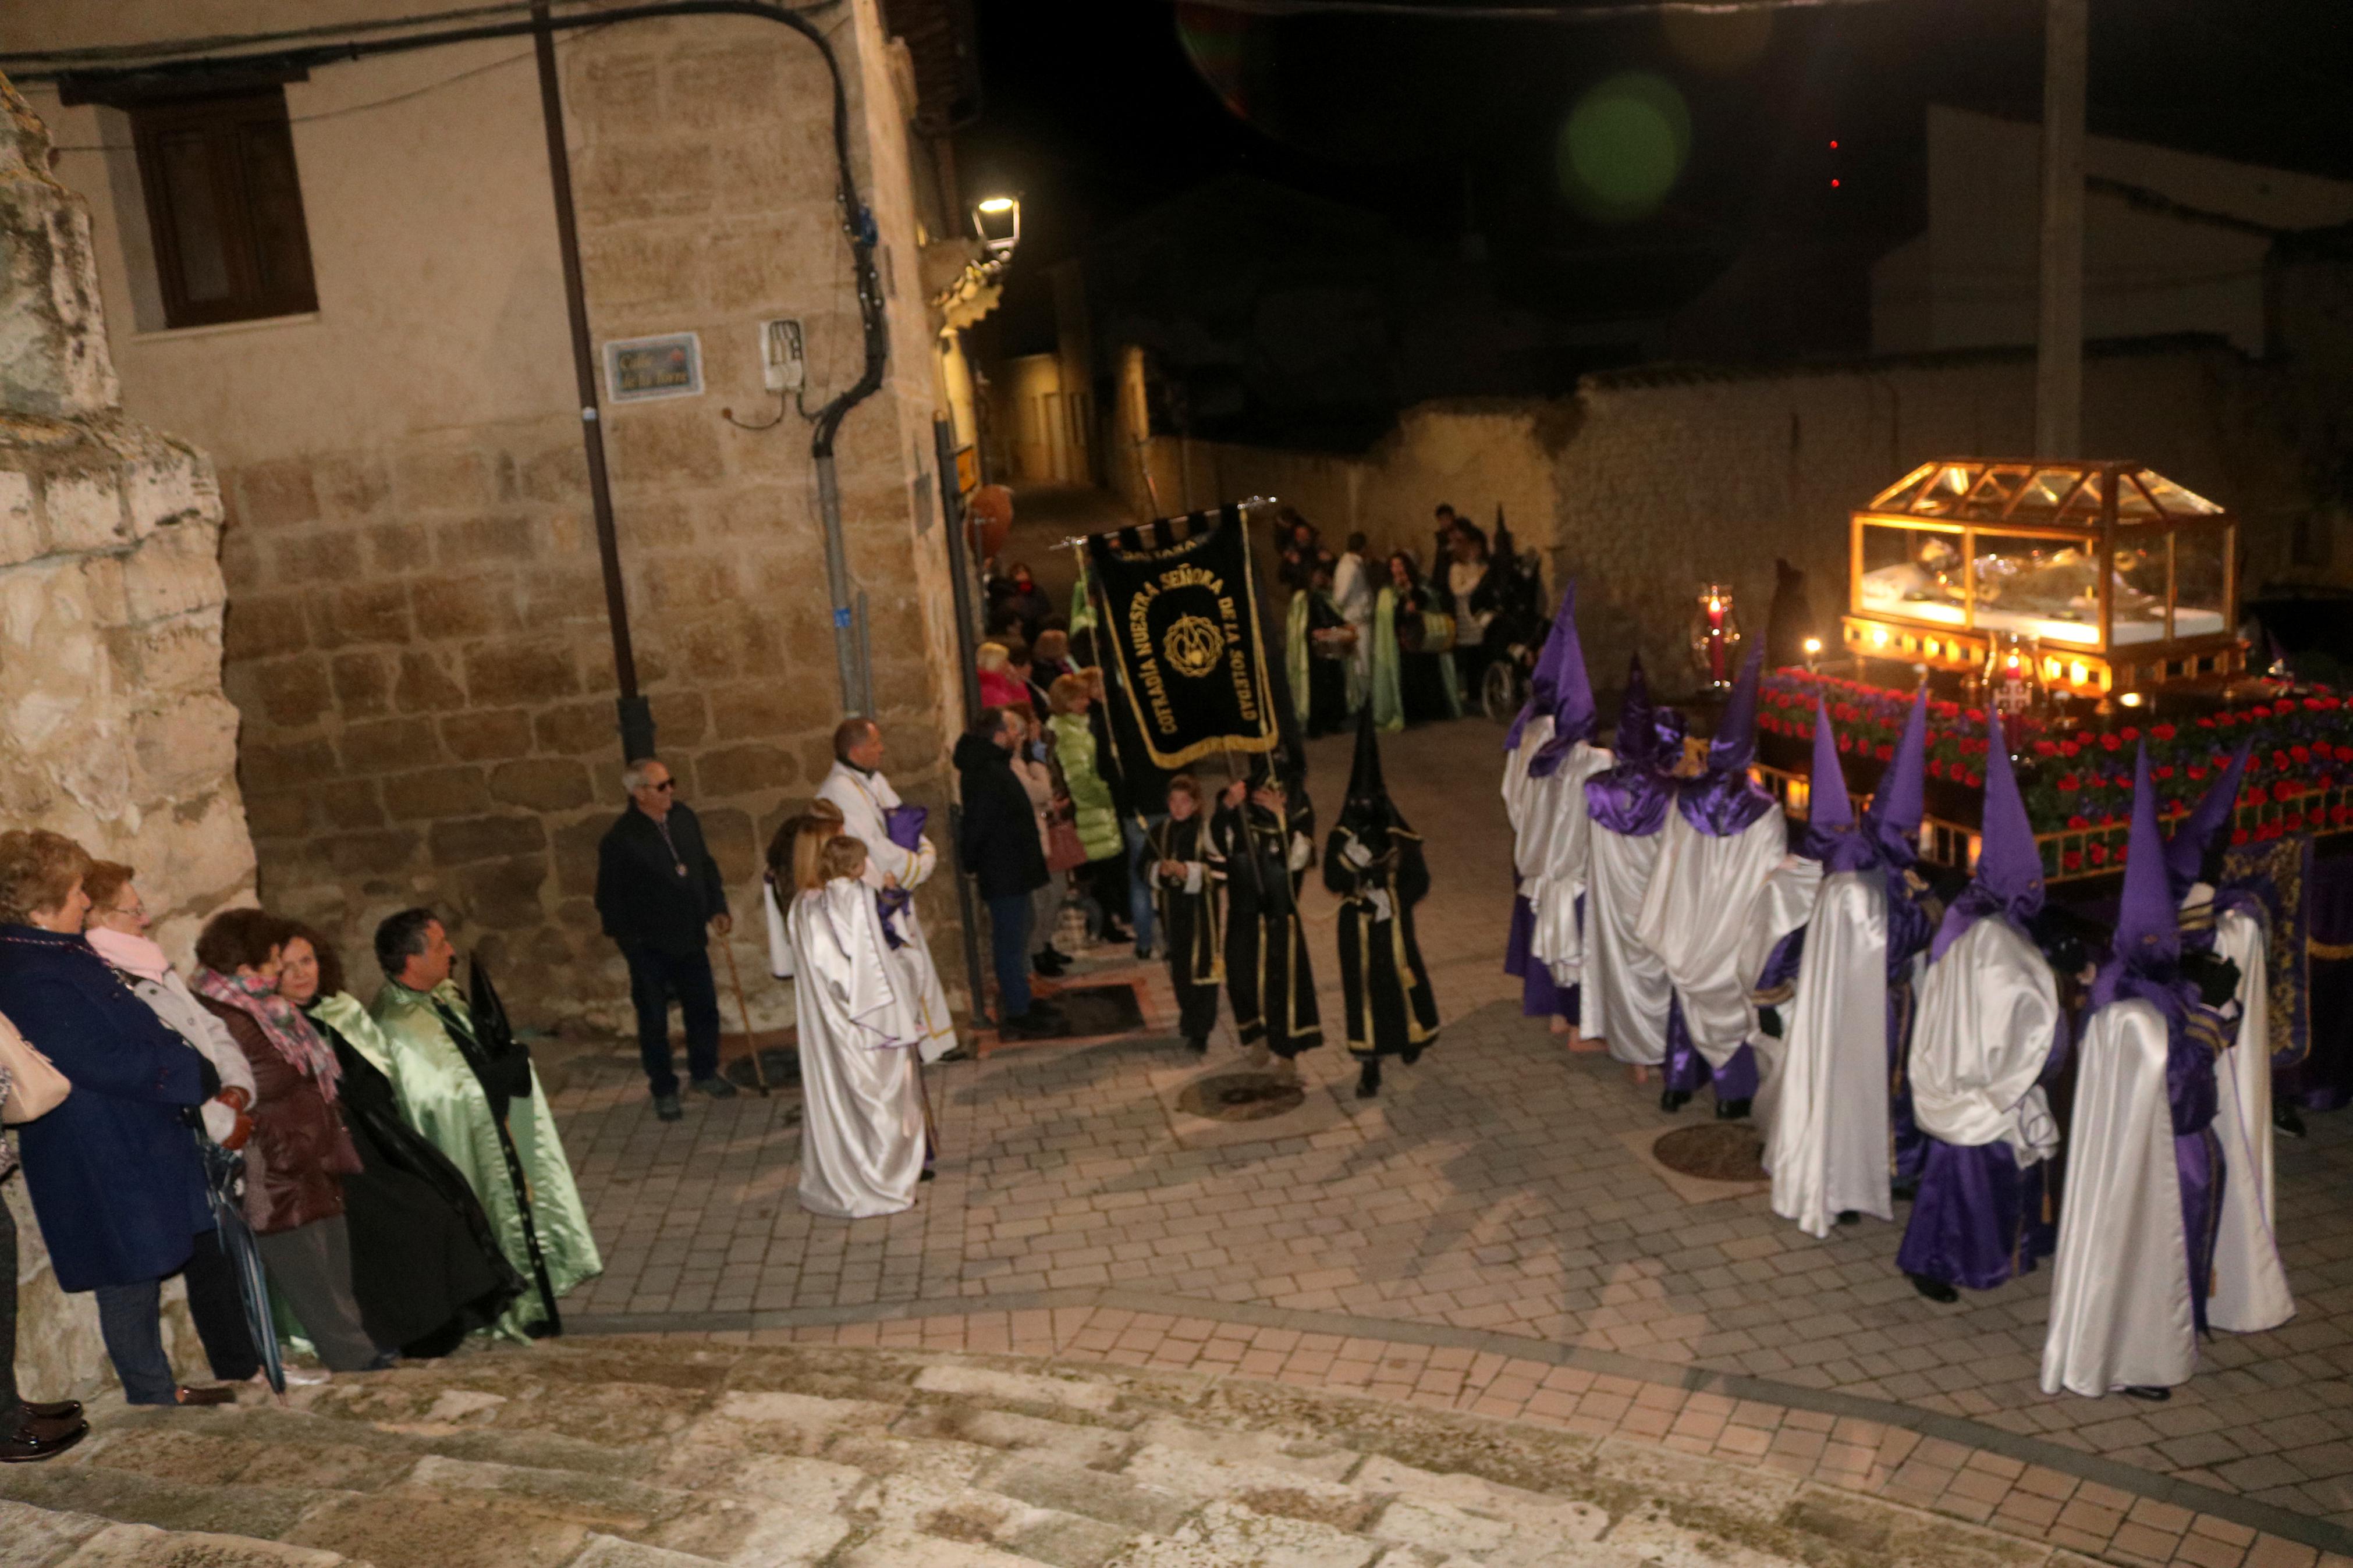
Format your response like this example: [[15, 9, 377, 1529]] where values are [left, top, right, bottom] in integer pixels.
[[955, 0, 2353, 354]]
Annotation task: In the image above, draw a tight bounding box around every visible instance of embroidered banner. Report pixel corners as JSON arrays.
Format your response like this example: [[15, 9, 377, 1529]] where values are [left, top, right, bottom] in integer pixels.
[[1083, 505, 1280, 769]]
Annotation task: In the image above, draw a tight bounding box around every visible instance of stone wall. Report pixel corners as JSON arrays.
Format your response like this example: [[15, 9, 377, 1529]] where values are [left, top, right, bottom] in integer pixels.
[[1, 77, 254, 1400], [184, 8, 970, 1027]]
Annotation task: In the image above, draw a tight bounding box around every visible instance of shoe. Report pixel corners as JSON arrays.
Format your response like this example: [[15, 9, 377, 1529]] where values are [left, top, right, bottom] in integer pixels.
[[1659, 1089, 1691, 1114], [1099, 923, 1134, 947], [1134, 944, 1155, 962], [175, 1385, 238, 1406], [1355, 1060, 1382, 1099], [363, 1349, 400, 1372], [1908, 1272, 1959, 1305], [0, 1418, 87, 1463], [1032, 952, 1069, 977], [2274, 1101, 2308, 1139], [1714, 1097, 1751, 1121], [690, 1075, 738, 1100], [1890, 1178, 1919, 1203], [998, 1010, 1069, 1040], [1184, 1033, 1209, 1056], [653, 1093, 683, 1122], [22, 1400, 81, 1423], [2123, 1385, 2172, 1402], [934, 1044, 973, 1063], [1836, 1210, 1861, 1226], [1401, 1046, 1423, 1066]]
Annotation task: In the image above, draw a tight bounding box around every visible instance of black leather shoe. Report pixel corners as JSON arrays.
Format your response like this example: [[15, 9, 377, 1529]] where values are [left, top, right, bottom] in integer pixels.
[[1908, 1272, 1959, 1304], [0, 1418, 87, 1463], [1032, 952, 1069, 977], [2274, 1101, 2307, 1139], [1659, 1089, 1691, 1113], [1836, 1210, 1861, 1226], [690, 1075, 738, 1100], [2123, 1385, 2171, 1402], [653, 1093, 683, 1122], [1184, 1034, 1209, 1055], [1714, 1097, 1751, 1121], [1356, 1060, 1382, 1098], [22, 1400, 81, 1423]]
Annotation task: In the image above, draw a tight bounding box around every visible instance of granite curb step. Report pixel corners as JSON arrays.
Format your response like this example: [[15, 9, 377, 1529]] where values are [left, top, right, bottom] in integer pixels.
[[2, 1341, 2126, 1568]]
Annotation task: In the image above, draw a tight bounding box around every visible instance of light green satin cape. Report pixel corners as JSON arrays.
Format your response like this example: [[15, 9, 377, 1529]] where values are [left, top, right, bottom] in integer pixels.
[[1371, 588, 1406, 732], [363, 982, 601, 1340]]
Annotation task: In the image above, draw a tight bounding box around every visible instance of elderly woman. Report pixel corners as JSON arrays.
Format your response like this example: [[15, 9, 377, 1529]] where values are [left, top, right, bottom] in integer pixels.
[[278, 926, 519, 1358], [77, 861, 265, 1390], [1049, 671, 1131, 947], [191, 908, 390, 1375], [0, 830, 239, 1407]]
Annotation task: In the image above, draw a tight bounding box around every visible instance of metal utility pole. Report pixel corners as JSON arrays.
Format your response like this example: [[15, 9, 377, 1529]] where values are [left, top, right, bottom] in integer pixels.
[[530, 0, 655, 760], [2034, 0, 2087, 458]]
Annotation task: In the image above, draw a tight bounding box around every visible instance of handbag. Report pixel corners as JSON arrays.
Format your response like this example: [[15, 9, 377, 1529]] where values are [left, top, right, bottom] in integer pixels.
[[1046, 816, 1088, 874], [0, 1012, 71, 1126]]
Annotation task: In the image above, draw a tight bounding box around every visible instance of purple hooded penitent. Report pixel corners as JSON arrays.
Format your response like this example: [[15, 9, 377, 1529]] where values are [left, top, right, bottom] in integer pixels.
[[2162, 739, 2252, 899], [2111, 742, 2181, 973], [1613, 652, 1656, 769], [1679, 643, 1774, 834], [1504, 582, 1577, 753], [1706, 643, 1766, 773], [1588, 653, 1680, 837], [1862, 687, 1930, 867], [1931, 710, 2044, 960], [1527, 583, 1599, 777]]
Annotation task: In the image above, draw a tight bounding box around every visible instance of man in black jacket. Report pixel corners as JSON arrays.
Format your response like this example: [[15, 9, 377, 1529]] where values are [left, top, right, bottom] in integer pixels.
[[595, 758, 734, 1120], [954, 708, 1065, 1041]]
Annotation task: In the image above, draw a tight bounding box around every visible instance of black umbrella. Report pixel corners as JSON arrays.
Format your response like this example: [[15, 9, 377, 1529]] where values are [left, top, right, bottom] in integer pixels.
[[198, 1139, 283, 1395]]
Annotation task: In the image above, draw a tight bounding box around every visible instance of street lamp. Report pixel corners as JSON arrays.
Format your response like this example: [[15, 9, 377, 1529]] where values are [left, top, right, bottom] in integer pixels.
[[973, 195, 1020, 260]]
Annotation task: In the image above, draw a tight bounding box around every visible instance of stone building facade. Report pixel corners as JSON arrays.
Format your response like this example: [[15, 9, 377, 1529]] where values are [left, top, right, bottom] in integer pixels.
[[0, 76, 250, 1400], [6, 2, 984, 1027]]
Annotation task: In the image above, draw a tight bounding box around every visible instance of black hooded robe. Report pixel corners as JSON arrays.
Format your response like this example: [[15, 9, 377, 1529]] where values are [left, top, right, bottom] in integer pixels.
[[1325, 717, 1441, 1059], [1210, 783, 1323, 1059], [1144, 812, 1224, 1046]]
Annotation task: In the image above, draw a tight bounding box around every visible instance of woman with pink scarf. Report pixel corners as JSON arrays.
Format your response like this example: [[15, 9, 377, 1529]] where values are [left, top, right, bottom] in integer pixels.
[[191, 908, 389, 1375]]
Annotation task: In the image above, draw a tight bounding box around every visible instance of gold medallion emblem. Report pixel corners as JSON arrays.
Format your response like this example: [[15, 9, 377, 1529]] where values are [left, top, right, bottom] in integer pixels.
[[1162, 613, 1225, 678]]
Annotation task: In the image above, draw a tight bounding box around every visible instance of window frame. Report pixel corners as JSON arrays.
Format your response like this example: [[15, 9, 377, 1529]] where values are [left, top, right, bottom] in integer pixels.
[[127, 87, 319, 331]]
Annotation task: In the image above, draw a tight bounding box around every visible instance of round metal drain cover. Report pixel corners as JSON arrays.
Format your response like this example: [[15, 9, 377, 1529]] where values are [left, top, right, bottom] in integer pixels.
[[1652, 1122, 1766, 1183], [1175, 1071, 1305, 1122]]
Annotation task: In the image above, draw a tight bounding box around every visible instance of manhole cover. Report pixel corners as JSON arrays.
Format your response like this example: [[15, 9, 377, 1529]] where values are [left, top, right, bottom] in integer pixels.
[[724, 1047, 802, 1090], [1174, 1071, 1306, 1122], [1652, 1122, 1767, 1183]]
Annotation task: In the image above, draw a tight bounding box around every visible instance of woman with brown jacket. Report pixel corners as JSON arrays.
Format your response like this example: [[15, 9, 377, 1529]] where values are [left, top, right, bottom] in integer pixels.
[[192, 909, 391, 1375]]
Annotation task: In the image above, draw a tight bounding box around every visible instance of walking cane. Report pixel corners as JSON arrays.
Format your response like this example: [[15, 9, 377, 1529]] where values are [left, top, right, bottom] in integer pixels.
[[717, 934, 772, 1096]]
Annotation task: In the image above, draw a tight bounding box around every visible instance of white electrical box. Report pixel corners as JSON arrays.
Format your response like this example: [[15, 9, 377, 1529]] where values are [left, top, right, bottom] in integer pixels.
[[762, 318, 806, 393]]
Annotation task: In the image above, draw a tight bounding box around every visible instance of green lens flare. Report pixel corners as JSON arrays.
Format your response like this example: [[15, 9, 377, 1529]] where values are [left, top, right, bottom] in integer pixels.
[[1556, 73, 1692, 225]]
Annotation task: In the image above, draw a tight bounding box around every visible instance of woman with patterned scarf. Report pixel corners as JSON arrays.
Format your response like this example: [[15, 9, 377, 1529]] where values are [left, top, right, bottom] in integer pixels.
[[192, 909, 392, 1375]]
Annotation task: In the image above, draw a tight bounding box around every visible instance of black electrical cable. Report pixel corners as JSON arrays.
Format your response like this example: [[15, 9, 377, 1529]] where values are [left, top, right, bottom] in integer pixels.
[[15, 0, 887, 458]]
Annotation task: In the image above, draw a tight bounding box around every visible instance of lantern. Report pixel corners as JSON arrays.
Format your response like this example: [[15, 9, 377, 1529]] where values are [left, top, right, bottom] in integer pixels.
[[1689, 583, 1742, 689]]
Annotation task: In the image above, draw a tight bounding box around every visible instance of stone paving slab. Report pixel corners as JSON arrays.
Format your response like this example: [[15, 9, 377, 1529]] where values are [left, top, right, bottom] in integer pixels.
[[547, 721, 2353, 1544]]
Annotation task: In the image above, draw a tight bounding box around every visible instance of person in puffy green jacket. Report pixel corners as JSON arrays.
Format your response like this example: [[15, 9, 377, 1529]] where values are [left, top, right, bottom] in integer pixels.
[[1048, 672, 1134, 945]]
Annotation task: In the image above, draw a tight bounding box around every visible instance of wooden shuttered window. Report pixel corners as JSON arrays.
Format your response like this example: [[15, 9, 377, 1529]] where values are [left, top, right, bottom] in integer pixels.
[[129, 89, 318, 330]]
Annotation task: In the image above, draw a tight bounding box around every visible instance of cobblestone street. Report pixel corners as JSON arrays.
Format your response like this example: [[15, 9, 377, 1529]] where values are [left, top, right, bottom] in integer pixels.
[[546, 719, 2353, 1560]]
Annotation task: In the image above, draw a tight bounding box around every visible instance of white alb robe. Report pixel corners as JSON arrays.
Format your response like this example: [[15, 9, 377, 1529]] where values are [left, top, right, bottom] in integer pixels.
[[1736, 855, 1822, 1138], [1332, 552, 1375, 685], [1763, 869, 1896, 1238], [1638, 808, 1787, 1069], [2193, 890, 2294, 1335], [2041, 998, 2197, 1396], [818, 761, 957, 1063], [1502, 715, 1553, 848], [1906, 915, 2061, 1164], [780, 880, 927, 1219], [1585, 820, 1673, 1066], [1524, 742, 1614, 986]]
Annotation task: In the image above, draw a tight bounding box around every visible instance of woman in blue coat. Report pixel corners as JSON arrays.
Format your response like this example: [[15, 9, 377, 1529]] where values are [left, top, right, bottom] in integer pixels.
[[0, 830, 248, 1406]]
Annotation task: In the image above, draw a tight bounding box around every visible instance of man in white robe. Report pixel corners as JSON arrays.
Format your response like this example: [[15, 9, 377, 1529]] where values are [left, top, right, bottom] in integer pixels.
[[1332, 532, 1376, 694], [1517, 585, 1613, 1039], [1641, 645, 1783, 1118], [2043, 745, 2225, 1400], [2166, 744, 2295, 1336], [817, 718, 959, 1064], [1582, 655, 1684, 1077], [1897, 710, 2063, 1303]]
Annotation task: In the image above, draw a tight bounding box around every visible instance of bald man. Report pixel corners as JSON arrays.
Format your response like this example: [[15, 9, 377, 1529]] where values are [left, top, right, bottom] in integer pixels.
[[816, 718, 959, 1062]]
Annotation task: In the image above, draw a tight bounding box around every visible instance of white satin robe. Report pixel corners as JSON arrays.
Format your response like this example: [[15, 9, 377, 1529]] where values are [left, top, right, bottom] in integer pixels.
[[2196, 893, 2294, 1335], [1523, 742, 1614, 986], [778, 880, 927, 1220], [1737, 855, 1822, 1138], [818, 762, 957, 1063], [2041, 999, 2196, 1396], [1906, 915, 2060, 1165], [1762, 870, 1897, 1238], [1638, 809, 1788, 1069], [1586, 820, 1673, 1066], [1502, 716, 1552, 856]]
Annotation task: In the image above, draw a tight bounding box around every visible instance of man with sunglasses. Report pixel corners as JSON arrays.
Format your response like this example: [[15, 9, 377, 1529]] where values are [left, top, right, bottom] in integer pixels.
[[597, 758, 734, 1121]]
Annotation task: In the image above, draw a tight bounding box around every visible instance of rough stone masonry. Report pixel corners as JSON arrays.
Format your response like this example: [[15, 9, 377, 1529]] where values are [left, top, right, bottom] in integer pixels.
[[0, 74, 254, 1399]]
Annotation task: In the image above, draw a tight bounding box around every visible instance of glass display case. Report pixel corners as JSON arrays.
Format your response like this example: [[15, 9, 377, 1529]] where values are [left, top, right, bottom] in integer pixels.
[[1842, 459, 2242, 696]]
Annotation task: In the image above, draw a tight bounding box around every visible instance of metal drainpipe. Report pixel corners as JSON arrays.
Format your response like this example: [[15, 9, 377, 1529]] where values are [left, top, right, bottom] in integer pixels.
[[814, 454, 867, 715]]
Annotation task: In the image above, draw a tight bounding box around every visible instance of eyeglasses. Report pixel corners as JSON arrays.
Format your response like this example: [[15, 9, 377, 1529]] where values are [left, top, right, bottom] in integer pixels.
[[648, 779, 676, 792]]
